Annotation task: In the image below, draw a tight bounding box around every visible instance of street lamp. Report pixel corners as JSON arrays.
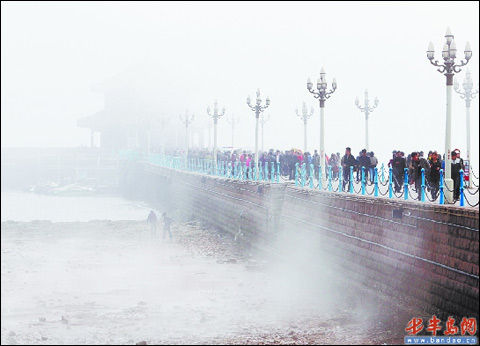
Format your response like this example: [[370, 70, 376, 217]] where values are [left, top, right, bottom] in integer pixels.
[[179, 110, 194, 164], [307, 67, 337, 175], [246, 89, 270, 171], [259, 112, 270, 153], [454, 69, 478, 187], [207, 100, 226, 170], [355, 89, 379, 151], [296, 102, 314, 153], [427, 27, 472, 202], [226, 113, 240, 148]]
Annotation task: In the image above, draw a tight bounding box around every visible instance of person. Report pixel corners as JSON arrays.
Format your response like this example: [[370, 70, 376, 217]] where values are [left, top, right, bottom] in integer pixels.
[[418, 151, 431, 187], [231, 151, 237, 176], [313, 150, 320, 179], [246, 154, 252, 179], [409, 152, 422, 200], [274, 149, 282, 178], [355, 151, 362, 181], [358, 149, 371, 182], [305, 152, 312, 179], [429, 151, 441, 200], [391, 151, 406, 193], [369, 152, 378, 183], [341, 147, 357, 190], [147, 210, 158, 239], [162, 212, 173, 240], [328, 153, 338, 179], [289, 150, 299, 181], [451, 150, 464, 200]]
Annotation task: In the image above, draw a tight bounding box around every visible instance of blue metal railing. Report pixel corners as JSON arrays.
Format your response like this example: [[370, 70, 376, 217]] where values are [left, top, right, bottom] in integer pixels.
[[130, 152, 475, 207]]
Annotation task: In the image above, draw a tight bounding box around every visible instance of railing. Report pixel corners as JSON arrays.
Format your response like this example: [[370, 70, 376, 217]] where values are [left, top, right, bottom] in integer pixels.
[[122, 151, 479, 208]]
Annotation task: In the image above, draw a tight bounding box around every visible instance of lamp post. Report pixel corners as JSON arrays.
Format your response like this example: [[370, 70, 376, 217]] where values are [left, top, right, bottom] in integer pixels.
[[179, 110, 194, 165], [226, 113, 240, 148], [307, 67, 337, 177], [296, 102, 314, 152], [159, 117, 170, 156], [355, 90, 379, 151], [247, 89, 270, 172], [259, 112, 270, 153], [454, 69, 478, 187], [427, 27, 472, 202], [206, 121, 213, 150], [207, 100, 226, 170]]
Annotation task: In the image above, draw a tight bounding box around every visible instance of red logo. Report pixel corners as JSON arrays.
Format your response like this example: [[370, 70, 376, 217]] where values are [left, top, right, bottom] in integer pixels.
[[406, 316, 477, 336], [405, 318, 424, 335]]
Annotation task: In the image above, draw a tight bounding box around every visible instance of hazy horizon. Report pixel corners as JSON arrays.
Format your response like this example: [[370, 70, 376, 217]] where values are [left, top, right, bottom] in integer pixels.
[[2, 1, 479, 167]]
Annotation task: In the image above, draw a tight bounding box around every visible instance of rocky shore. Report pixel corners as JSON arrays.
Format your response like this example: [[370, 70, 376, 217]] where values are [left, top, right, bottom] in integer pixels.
[[2, 219, 422, 345]]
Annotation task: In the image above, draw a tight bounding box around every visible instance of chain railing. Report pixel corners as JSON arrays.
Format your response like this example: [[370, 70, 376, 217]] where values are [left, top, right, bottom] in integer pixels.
[[129, 151, 479, 208]]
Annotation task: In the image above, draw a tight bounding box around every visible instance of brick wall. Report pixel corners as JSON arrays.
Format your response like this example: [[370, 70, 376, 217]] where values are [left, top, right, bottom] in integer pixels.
[[123, 162, 479, 321]]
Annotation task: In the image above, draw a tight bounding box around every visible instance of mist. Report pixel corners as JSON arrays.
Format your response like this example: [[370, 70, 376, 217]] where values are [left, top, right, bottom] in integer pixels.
[[1, 2, 479, 345], [1, 1, 479, 168]]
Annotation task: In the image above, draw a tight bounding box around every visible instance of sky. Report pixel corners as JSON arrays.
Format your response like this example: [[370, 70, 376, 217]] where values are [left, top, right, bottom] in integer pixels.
[[1, 1, 479, 167]]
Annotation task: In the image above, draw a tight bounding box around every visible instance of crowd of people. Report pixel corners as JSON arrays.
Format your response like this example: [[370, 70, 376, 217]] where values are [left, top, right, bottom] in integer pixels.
[[388, 149, 464, 201], [160, 146, 466, 201]]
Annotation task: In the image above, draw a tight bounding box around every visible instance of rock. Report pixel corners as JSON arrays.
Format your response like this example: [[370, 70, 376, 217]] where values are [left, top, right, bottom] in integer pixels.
[[61, 316, 68, 324], [39, 317, 46, 322], [136, 341, 147, 345], [8, 331, 16, 336], [41, 336, 48, 341]]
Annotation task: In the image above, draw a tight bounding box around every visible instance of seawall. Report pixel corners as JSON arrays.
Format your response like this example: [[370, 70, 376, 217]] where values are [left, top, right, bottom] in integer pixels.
[[122, 162, 479, 321]]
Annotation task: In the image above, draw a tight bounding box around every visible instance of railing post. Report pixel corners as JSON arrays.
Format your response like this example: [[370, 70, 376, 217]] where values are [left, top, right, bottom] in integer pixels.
[[276, 162, 280, 183], [301, 163, 305, 187], [309, 164, 314, 188], [264, 162, 268, 181], [271, 162, 275, 183], [460, 169, 464, 207], [339, 166, 343, 192], [389, 167, 393, 198], [439, 169, 444, 205], [421, 168, 425, 202], [381, 163, 385, 183], [349, 166, 354, 193], [404, 167, 409, 200], [328, 165, 332, 191], [361, 166, 365, 195], [295, 163, 299, 186], [319, 164, 323, 190], [374, 167, 379, 197]]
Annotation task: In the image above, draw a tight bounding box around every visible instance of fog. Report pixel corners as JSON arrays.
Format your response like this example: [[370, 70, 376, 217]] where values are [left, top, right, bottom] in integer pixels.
[[1, 2, 478, 344], [1, 1, 479, 168]]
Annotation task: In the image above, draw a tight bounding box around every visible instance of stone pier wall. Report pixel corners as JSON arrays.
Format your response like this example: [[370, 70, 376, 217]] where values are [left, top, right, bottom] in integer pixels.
[[122, 162, 479, 321]]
